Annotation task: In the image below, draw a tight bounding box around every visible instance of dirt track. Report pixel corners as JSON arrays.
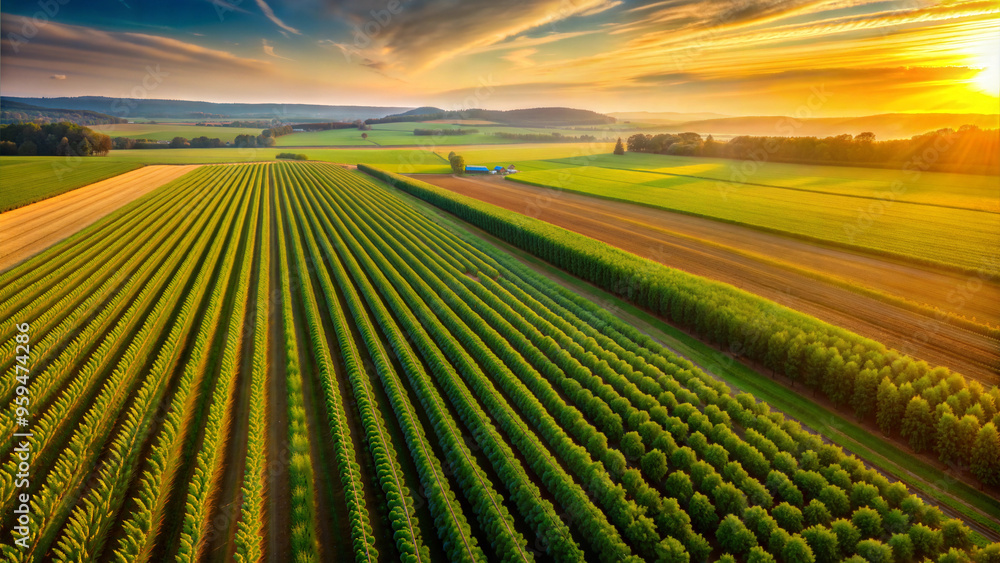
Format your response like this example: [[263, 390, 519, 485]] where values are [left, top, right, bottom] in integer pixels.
[[416, 174, 1000, 384], [0, 165, 200, 271]]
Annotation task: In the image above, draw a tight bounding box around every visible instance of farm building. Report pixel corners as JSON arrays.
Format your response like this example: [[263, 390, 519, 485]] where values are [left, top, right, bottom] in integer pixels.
[[465, 165, 490, 173]]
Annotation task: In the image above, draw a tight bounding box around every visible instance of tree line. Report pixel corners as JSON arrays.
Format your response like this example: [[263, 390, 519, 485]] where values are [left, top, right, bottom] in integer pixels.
[[413, 128, 478, 136], [494, 131, 603, 143], [1, 109, 127, 126], [624, 126, 999, 174], [0, 122, 112, 156]]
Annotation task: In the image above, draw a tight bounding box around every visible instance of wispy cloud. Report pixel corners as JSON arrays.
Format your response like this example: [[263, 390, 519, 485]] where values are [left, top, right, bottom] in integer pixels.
[[49, 74, 66, 79], [329, 0, 620, 72], [255, 0, 300, 35], [262, 38, 293, 60], [502, 48, 538, 69]]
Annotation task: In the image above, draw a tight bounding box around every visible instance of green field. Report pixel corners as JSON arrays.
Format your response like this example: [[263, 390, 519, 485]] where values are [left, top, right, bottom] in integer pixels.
[[3, 160, 992, 562], [505, 152, 1000, 272], [276, 122, 618, 147], [0, 157, 143, 212], [90, 123, 266, 142], [554, 153, 1000, 212], [76, 143, 609, 173]]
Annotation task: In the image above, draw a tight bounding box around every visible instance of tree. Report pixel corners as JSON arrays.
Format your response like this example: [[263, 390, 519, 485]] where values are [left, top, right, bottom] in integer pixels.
[[853, 369, 880, 421], [641, 449, 668, 482], [614, 137, 625, 155], [17, 140, 37, 156], [888, 533, 914, 563], [449, 154, 465, 175], [717, 514, 757, 555], [819, 485, 851, 518], [783, 535, 816, 563], [689, 492, 718, 533], [665, 471, 694, 504], [361, 132, 368, 140], [972, 543, 1000, 563], [773, 502, 804, 533], [901, 397, 934, 453], [169, 136, 188, 148], [832, 519, 862, 556], [655, 537, 689, 563], [852, 507, 883, 539], [941, 519, 972, 551], [856, 539, 894, 563], [747, 546, 776, 563], [883, 509, 909, 535], [971, 423, 1000, 486], [877, 378, 902, 436], [937, 412, 961, 465], [713, 482, 747, 516], [908, 524, 943, 560], [803, 499, 832, 527], [621, 431, 645, 460], [957, 415, 982, 466], [802, 525, 840, 563]]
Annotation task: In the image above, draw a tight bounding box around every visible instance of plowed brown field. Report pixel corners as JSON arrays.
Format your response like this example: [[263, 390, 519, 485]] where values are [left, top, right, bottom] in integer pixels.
[[417, 173, 1000, 384], [0, 165, 200, 271]]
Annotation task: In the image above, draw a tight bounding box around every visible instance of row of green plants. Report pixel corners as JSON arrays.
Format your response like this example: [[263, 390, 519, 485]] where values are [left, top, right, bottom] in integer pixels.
[[359, 165, 1000, 488]]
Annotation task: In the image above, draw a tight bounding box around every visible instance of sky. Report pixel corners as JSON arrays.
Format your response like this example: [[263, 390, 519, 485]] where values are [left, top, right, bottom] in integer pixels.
[[0, 0, 997, 116]]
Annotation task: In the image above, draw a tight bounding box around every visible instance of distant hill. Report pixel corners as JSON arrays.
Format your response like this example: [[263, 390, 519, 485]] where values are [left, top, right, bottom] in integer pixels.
[[1, 96, 412, 122], [373, 106, 616, 126], [1, 100, 127, 125], [609, 111, 729, 123], [659, 113, 1000, 140], [398, 106, 445, 116]]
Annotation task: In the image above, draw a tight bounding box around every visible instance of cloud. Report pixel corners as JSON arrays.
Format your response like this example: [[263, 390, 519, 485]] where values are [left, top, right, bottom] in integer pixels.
[[50, 74, 66, 79], [262, 38, 294, 60], [0, 12, 276, 100], [255, 0, 300, 35], [327, 0, 619, 72], [502, 48, 538, 69]]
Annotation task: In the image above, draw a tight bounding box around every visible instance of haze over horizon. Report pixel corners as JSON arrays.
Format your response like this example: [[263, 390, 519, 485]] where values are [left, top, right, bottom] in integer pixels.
[[1, 0, 997, 116]]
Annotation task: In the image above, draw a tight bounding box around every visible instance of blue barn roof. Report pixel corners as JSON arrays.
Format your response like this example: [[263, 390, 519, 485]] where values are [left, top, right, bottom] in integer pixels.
[[465, 165, 490, 172]]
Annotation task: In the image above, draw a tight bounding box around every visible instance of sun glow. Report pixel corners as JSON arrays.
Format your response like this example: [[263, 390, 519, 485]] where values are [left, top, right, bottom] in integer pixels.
[[968, 35, 999, 97]]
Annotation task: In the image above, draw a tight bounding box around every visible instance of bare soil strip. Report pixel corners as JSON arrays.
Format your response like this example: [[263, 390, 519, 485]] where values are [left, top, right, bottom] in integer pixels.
[[266, 179, 292, 561], [0, 165, 200, 271], [417, 174, 1000, 383]]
